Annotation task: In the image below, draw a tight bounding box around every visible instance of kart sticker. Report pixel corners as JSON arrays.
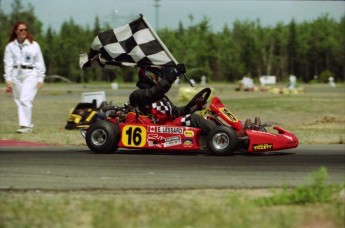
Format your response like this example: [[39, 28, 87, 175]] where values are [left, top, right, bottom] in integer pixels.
[[220, 108, 238, 122], [149, 126, 156, 132], [252, 143, 273, 151], [184, 130, 194, 137], [122, 125, 146, 147], [164, 136, 181, 147], [147, 134, 164, 147], [149, 126, 183, 134], [183, 139, 193, 147], [147, 134, 181, 147]]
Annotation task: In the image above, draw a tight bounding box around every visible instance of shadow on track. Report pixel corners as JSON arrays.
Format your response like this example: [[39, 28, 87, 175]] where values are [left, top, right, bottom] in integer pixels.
[[77, 148, 296, 157]]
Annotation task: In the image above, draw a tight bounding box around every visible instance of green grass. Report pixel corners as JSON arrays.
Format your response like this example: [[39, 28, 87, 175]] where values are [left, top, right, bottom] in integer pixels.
[[0, 83, 344, 145], [254, 167, 344, 206], [0, 168, 343, 227]]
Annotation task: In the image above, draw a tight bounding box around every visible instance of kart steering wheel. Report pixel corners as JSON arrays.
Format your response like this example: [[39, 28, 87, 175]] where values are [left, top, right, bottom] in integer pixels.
[[186, 88, 211, 113]]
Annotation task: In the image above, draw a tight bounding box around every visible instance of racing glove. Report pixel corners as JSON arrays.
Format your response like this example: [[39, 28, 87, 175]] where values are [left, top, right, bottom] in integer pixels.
[[173, 64, 186, 76], [162, 64, 186, 84]]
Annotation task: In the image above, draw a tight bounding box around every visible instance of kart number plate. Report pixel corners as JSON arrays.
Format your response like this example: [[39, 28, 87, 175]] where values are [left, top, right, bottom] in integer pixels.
[[122, 125, 147, 147]]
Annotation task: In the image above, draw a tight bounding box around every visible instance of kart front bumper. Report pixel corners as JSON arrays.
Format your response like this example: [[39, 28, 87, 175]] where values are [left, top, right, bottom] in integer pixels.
[[245, 126, 298, 152]]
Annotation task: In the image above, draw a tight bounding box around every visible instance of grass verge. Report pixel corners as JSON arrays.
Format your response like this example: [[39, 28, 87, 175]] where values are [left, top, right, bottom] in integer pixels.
[[0, 168, 344, 227], [0, 83, 344, 145]]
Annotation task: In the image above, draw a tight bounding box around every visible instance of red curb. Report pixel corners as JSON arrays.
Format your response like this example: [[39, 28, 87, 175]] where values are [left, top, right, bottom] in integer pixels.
[[0, 140, 53, 147]]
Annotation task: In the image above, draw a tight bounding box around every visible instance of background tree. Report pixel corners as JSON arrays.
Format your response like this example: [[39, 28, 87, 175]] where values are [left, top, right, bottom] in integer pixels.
[[287, 20, 298, 78], [1, 0, 344, 84]]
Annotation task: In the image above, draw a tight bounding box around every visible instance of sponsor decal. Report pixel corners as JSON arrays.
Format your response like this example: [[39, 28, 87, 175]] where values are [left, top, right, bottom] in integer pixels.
[[183, 139, 193, 147], [149, 126, 183, 134], [147, 134, 181, 147], [164, 136, 181, 147], [184, 130, 194, 137], [220, 108, 238, 121], [252, 143, 273, 151], [147, 134, 164, 147]]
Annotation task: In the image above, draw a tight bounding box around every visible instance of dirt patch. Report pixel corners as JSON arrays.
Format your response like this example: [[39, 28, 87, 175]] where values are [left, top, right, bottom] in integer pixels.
[[305, 115, 345, 126]]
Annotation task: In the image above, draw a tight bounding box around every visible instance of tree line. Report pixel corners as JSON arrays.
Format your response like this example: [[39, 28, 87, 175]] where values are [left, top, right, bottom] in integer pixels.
[[1, 0, 344, 84]]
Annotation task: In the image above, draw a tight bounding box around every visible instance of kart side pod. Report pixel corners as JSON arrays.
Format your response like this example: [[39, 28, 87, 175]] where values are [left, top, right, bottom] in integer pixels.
[[245, 126, 299, 152]]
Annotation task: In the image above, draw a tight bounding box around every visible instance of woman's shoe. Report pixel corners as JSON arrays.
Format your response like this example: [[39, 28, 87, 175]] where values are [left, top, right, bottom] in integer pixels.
[[16, 126, 33, 133]]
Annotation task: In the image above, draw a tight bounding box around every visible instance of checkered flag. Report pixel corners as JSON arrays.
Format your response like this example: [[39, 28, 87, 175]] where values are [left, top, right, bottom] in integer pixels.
[[80, 14, 178, 69]]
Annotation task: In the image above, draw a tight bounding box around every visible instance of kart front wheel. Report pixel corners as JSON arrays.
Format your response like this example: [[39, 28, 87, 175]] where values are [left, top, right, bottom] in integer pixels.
[[85, 120, 120, 154], [207, 126, 238, 155]]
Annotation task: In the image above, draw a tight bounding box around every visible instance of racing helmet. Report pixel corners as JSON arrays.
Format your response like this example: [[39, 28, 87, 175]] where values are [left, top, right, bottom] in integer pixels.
[[136, 67, 163, 89]]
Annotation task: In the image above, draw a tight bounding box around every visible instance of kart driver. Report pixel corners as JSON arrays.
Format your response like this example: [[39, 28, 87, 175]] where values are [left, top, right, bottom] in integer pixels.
[[129, 64, 215, 136]]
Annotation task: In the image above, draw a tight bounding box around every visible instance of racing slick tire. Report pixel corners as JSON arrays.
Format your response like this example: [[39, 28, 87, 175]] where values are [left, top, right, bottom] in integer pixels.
[[85, 120, 120, 154], [207, 126, 238, 155]]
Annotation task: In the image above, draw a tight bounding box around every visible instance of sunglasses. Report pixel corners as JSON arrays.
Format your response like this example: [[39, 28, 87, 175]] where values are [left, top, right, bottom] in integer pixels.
[[18, 29, 28, 32]]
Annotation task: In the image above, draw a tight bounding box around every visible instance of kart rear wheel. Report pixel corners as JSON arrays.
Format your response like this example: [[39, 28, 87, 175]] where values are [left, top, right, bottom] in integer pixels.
[[85, 120, 120, 154], [207, 126, 238, 155]]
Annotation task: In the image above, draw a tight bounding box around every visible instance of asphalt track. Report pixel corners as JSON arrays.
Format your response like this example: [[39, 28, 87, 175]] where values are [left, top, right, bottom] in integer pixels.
[[0, 144, 344, 190]]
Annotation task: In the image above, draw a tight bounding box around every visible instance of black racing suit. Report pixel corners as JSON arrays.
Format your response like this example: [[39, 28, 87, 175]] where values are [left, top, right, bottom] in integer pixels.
[[129, 77, 215, 136]]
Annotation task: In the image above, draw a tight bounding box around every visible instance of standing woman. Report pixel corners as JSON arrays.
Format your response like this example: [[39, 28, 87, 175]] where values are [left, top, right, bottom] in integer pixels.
[[3, 21, 46, 133]]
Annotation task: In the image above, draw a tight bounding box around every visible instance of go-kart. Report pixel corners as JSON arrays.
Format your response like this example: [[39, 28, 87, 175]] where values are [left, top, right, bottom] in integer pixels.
[[81, 88, 298, 155]]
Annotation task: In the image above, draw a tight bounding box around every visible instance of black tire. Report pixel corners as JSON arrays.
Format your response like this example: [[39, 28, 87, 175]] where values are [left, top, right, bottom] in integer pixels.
[[85, 120, 120, 154], [207, 126, 238, 155]]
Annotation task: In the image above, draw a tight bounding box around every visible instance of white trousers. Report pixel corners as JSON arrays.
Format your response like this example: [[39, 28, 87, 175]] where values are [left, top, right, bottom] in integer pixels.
[[12, 70, 38, 128]]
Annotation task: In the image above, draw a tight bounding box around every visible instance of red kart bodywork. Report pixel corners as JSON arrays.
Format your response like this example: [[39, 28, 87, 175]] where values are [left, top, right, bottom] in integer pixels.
[[117, 123, 202, 150], [245, 127, 298, 152], [108, 112, 202, 150], [205, 97, 299, 153], [208, 97, 243, 131], [83, 92, 298, 154]]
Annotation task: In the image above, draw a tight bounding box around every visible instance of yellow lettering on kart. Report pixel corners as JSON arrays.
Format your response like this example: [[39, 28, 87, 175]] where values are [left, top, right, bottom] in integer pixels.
[[253, 144, 273, 151], [122, 125, 147, 147], [220, 108, 238, 122], [184, 130, 194, 137]]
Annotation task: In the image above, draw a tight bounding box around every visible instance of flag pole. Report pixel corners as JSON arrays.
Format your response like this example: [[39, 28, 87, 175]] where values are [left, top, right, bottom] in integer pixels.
[[140, 14, 194, 87]]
